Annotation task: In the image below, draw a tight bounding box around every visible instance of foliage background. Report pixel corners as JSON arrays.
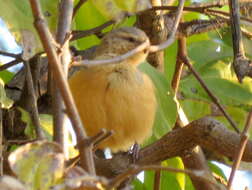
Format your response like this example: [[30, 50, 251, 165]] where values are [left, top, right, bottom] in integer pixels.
[[0, 0, 252, 190]]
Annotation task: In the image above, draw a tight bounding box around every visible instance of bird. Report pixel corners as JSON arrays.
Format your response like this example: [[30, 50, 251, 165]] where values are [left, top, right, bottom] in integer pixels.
[[69, 27, 156, 152]]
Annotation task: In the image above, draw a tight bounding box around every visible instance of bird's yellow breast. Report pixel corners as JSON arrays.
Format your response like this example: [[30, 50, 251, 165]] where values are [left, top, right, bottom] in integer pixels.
[[69, 63, 156, 152]]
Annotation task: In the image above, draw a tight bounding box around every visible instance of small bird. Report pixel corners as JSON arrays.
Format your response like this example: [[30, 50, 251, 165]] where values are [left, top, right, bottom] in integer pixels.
[[69, 27, 156, 152]]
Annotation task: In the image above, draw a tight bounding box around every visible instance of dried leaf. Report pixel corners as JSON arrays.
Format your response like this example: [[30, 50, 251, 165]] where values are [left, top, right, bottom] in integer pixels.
[[0, 176, 26, 190], [8, 141, 64, 190]]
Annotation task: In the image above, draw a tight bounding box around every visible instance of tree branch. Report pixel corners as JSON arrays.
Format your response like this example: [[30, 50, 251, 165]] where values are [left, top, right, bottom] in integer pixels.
[[95, 117, 252, 179], [211, 0, 252, 80], [108, 165, 223, 189], [71, 20, 114, 41], [0, 105, 2, 176], [0, 51, 23, 60], [28, 0, 95, 174], [0, 59, 22, 72], [53, 0, 74, 159], [227, 109, 252, 190], [137, 0, 167, 71], [72, 0, 87, 18], [149, 0, 185, 52], [24, 61, 45, 139]]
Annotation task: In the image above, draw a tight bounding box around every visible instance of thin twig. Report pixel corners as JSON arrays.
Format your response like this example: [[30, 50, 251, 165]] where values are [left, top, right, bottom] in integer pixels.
[[149, 6, 252, 24], [108, 165, 221, 189], [227, 109, 252, 190], [24, 61, 45, 139], [179, 17, 228, 37], [190, 0, 252, 8], [190, 2, 224, 9], [71, 20, 114, 41], [28, 0, 95, 174], [73, 40, 150, 67], [72, 0, 87, 18], [0, 51, 23, 72], [7, 139, 37, 145], [153, 170, 161, 190], [77, 129, 112, 148], [0, 51, 23, 60], [213, 172, 227, 186], [88, 129, 112, 146], [181, 56, 240, 133], [150, 4, 222, 13], [241, 28, 252, 39], [93, 131, 113, 150], [206, 9, 252, 24], [53, 0, 74, 159], [171, 36, 185, 93], [0, 105, 2, 176], [0, 59, 22, 72]]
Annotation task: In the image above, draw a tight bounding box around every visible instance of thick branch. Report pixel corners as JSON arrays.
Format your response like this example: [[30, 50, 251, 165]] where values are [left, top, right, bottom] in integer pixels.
[[137, 0, 167, 71], [96, 117, 252, 178], [140, 117, 252, 164]]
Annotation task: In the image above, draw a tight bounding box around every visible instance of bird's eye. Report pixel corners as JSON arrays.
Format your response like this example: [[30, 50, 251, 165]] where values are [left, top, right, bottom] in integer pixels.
[[128, 37, 136, 42]]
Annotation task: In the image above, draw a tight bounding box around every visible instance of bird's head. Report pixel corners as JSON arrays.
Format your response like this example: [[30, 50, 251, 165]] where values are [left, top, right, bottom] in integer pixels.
[[94, 27, 150, 66]]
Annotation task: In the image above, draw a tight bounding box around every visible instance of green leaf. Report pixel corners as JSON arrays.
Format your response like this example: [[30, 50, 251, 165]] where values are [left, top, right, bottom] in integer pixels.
[[133, 178, 146, 190], [89, 0, 124, 21], [144, 171, 155, 190], [0, 0, 58, 52], [0, 69, 15, 83], [140, 63, 177, 141], [114, 0, 151, 12], [162, 157, 185, 190], [21, 110, 52, 140], [114, 0, 136, 11], [88, 0, 150, 21], [208, 162, 227, 181], [141, 158, 187, 190], [0, 78, 13, 109], [19, 107, 36, 138], [164, 42, 178, 82], [188, 40, 233, 70], [180, 61, 252, 107], [214, 28, 252, 57], [8, 141, 64, 190], [73, 1, 136, 50], [215, 106, 249, 131], [39, 114, 53, 140], [185, 175, 195, 190], [181, 99, 211, 121], [20, 110, 78, 158], [73, 1, 106, 50]]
